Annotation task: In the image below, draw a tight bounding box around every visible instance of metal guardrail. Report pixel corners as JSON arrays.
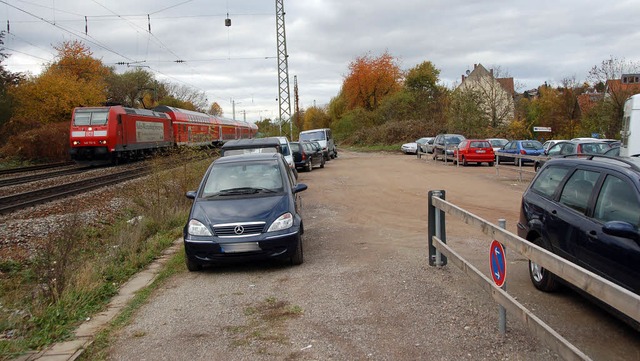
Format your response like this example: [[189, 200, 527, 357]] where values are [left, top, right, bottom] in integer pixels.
[[427, 190, 640, 361], [494, 153, 547, 181]]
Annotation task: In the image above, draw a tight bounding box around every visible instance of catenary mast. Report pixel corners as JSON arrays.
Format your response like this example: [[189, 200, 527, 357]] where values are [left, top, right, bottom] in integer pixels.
[[275, 0, 292, 138]]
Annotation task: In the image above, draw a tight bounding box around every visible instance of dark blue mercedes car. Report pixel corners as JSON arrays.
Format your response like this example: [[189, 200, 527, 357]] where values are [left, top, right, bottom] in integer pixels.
[[183, 152, 307, 271]]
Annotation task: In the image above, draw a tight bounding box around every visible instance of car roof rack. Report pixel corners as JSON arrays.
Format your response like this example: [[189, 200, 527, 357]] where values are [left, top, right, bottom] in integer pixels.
[[560, 153, 640, 172]]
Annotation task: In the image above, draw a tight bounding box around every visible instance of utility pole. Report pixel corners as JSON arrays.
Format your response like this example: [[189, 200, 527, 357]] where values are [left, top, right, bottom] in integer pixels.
[[294, 75, 300, 136], [275, 0, 292, 139]]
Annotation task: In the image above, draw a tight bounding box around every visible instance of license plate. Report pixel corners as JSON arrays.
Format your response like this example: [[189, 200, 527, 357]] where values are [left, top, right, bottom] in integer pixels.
[[475, 150, 486, 153], [221, 242, 261, 253]]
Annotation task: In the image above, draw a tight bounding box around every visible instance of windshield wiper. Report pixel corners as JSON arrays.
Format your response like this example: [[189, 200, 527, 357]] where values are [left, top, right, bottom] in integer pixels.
[[256, 188, 277, 193], [218, 187, 261, 195]]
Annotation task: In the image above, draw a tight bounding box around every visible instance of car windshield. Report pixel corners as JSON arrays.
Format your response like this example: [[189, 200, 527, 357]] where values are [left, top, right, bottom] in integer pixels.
[[522, 141, 543, 149], [202, 161, 283, 197], [490, 139, 508, 147], [300, 131, 325, 142], [445, 136, 464, 144]]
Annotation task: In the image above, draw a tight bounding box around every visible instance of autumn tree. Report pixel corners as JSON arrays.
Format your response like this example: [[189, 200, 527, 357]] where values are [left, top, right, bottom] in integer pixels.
[[342, 51, 402, 111], [106, 68, 156, 108], [302, 106, 330, 130], [588, 56, 640, 137], [0, 31, 22, 144], [161, 82, 208, 112], [1, 41, 112, 160], [208, 102, 223, 116], [405, 61, 442, 100], [447, 89, 487, 137], [10, 40, 110, 125]]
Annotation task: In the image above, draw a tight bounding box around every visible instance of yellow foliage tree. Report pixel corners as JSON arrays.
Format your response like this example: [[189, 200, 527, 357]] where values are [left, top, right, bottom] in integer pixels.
[[208, 102, 223, 116], [10, 40, 110, 124], [303, 106, 330, 130]]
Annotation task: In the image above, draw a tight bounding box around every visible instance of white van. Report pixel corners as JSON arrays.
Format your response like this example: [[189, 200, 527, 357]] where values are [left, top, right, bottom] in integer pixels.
[[299, 128, 337, 160], [621, 94, 640, 157]]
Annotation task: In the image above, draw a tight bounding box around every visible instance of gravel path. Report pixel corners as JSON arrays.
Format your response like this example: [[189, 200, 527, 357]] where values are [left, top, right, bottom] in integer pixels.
[[106, 151, 560, 360]]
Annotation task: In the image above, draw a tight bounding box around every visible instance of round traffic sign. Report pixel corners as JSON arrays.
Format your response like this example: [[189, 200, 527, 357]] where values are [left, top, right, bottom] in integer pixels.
[[490, 240, 507, 287]]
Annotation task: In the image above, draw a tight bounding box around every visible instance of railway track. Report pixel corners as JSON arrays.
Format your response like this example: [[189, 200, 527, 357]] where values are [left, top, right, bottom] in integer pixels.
[[0, 166, 152, 215], [0, 161, 74, 176], [0, 165, 98, 187]]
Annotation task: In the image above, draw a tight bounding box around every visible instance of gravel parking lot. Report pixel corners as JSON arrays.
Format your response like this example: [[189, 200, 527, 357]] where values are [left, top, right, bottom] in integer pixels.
[[103, 150, 637, 360]]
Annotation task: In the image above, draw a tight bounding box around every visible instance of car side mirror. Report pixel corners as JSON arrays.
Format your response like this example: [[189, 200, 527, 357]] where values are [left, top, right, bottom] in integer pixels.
[[186, 191, 197, 199], [602, 221, 640, 242], [294, 183, 308, 193]]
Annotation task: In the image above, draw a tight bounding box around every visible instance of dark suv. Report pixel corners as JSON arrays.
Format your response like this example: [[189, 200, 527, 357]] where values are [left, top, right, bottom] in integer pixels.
[[517, 155, 640, 299]]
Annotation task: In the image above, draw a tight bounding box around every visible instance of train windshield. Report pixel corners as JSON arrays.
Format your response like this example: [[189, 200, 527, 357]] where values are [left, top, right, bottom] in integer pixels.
[[74, 109, 109, 126]]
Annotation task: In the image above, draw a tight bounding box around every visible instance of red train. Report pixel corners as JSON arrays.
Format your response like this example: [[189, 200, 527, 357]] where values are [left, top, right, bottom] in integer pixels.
[[69, 105, 258, 164]]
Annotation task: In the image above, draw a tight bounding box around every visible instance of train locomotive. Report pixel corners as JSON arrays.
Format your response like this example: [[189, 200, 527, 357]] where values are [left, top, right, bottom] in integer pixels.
[[69, 105, 258, 164]]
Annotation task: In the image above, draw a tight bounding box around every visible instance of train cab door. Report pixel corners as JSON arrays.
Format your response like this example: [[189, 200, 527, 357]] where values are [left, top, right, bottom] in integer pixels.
[[116, 114, 125, 148]]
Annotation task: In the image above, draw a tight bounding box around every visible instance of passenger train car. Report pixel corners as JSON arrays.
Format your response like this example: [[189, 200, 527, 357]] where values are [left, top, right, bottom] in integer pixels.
[[69, 105, 258, 164]]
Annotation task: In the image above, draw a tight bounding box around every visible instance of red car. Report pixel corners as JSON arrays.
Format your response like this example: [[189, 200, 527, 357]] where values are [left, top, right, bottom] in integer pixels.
[[455, 139, 495, 166]]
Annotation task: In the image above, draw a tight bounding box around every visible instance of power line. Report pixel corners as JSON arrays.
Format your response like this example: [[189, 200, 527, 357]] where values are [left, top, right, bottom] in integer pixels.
[[0, 0, 136, 63], [150, 0, 194, 15], [3, 46, 50, 61]]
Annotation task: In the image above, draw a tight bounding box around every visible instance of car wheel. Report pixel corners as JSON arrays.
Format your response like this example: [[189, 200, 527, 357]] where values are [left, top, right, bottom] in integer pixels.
[[534, 163, 540, 172], [462, 157, 468, 166], [185, 256, 203, 272], [320, 158, 325, 168], [306, 160, 312, 172], [488, 162, 494, 167], [529, 236, 559, 292], [291, 234, 304, 265]]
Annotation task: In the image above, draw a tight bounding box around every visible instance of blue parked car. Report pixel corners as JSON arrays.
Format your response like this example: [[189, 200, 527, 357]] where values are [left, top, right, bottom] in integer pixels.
[[183, 152, 308, 271], [496, 140, 544, 166]]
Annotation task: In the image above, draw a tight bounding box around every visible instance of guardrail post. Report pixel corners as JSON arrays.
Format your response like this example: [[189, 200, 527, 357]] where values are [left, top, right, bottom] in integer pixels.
[[517, 156, 523, 182], [498, 218, 507, 335], [428, 190, 447, 267]]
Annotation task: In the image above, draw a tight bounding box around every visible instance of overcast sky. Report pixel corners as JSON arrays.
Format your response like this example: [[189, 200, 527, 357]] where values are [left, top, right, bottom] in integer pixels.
[[1, 0, 639, 122]]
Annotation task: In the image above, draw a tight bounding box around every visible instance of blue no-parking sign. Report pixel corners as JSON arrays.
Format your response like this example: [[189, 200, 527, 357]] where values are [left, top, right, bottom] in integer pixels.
[[490, 240, 507, 287]]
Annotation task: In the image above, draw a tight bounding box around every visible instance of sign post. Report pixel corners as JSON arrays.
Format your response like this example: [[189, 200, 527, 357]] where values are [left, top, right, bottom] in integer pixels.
[[490, 219, 507, 335]]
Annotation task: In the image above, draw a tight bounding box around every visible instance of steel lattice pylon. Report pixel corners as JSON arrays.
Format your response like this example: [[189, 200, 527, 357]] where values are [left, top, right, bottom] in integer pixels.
[[275, 0, 292, 138]]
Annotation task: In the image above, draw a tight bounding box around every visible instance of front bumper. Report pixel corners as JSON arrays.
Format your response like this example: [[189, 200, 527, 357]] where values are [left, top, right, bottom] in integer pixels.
[[184, 228, 301, 264]]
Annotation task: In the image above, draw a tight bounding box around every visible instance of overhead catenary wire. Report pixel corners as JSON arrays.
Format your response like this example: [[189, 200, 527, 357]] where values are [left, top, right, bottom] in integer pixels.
[[0, 0, 136, 63], [0, 0, 278, 114]]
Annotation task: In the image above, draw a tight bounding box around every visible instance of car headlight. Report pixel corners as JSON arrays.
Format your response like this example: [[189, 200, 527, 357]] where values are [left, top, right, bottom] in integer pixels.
[[267, 212, 293, 232], [188, 219, 212, 236]]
